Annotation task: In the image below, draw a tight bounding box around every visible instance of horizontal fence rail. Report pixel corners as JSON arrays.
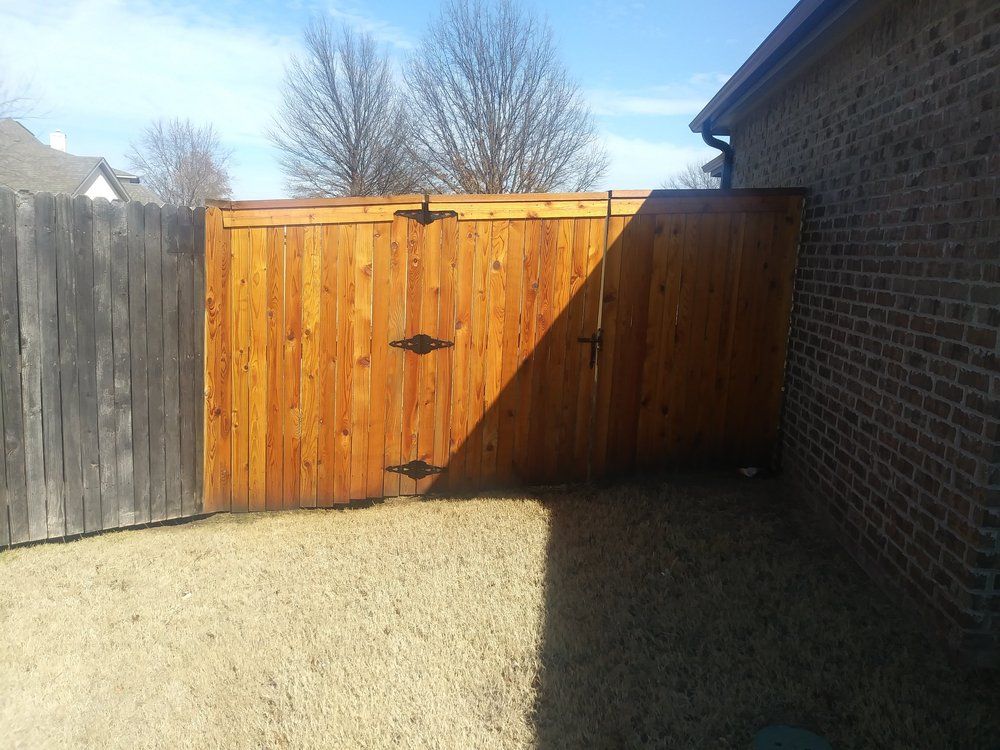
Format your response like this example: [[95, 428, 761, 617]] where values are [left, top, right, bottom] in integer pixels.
[[0, 188, 205, 546]]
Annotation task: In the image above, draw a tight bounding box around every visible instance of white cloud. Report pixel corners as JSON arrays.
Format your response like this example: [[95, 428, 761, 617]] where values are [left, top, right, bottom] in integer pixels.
[[586, 74, 730, 118], [0, 0, 298, 197], [588, 89, 708, 117], [598, 133, 715, 190], [688, 72, 731, 87], [0, 0, 413, 198], [324, 2, 416, 49]]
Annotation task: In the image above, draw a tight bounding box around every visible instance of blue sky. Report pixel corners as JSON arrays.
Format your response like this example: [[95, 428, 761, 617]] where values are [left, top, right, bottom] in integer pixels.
[[1, 0, 797, 198]]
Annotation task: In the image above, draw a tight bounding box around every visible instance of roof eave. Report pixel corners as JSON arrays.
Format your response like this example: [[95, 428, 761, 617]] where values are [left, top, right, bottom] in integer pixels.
[[702, 154, 725, 177], [690, 0, 880, 134]]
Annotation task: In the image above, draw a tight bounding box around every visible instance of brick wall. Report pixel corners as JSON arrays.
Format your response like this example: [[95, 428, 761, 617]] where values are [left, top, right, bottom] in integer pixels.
[[730, 0, 999, 665]]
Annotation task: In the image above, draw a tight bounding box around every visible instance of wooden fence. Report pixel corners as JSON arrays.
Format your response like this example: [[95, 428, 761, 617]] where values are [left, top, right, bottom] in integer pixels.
[[204, 190, 803, 511], [0, 188, 204, 546], [0, 187, 803, 545]]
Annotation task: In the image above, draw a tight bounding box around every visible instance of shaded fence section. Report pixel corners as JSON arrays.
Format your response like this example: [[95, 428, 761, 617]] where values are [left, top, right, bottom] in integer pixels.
[[0, 188, 204, 546]]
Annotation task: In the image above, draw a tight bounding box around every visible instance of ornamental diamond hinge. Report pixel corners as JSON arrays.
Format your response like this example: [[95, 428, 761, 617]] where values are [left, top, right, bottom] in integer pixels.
[[394, 199, 457, 225], [385, 460, 446, 481], [389, 333, 454, 355]]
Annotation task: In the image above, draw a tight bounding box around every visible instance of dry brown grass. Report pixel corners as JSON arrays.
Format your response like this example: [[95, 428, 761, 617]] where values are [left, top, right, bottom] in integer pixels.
[[1, 477, 996, 749]]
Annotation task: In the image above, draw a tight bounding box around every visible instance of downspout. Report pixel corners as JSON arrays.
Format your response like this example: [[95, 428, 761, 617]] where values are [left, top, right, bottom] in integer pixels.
[[701, 122, 734, 189]]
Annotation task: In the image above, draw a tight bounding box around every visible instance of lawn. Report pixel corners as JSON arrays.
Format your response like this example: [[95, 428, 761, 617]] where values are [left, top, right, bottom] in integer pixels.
[[1, 476, 996, 749]]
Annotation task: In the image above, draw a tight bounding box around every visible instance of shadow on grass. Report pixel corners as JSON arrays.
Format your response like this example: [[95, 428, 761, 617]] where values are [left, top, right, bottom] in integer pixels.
[[529, 476, 1000, 749], [406, 198, 998, 747]]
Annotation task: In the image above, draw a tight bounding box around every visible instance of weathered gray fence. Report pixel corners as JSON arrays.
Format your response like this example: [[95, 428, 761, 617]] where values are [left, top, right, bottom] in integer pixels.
[[0, 188, 205, 546]]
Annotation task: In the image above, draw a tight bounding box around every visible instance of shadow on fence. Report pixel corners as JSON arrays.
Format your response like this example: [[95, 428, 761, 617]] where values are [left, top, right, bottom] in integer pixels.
[[416, 195, 802, 743]]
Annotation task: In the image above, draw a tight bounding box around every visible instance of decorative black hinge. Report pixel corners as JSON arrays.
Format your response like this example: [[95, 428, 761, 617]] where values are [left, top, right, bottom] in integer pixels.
[[385, 460, 446, 480], [390, 333, 454, 355], [577, 328, 603, 368], [395, 199, 457, 225]]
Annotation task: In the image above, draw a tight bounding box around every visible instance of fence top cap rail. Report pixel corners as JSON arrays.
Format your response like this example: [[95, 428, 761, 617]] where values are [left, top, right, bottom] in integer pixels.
[[208, 187, 808, 213], [610, 188, 808, 199], [609, 190, 806, 217], [210, 188, 808, 227], [207, 194, 425, 211], [427, 191, 608, 204], [210, 191, 613, 212]]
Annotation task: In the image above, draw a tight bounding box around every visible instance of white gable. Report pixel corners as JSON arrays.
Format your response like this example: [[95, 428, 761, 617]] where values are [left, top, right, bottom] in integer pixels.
[[83, 173, 121, 200]]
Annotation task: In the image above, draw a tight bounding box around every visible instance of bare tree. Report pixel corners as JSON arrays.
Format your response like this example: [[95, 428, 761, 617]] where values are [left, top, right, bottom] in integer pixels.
[[127, 118, 232, 206], [270, 19, 418, 197], [405, 0, 607, 194], [661, 162, 721, 190], [0, 68, 36, 119]]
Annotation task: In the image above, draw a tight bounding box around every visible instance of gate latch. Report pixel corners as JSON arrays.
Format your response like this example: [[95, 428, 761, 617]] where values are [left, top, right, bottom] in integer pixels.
[[577, 328, 603, 368]]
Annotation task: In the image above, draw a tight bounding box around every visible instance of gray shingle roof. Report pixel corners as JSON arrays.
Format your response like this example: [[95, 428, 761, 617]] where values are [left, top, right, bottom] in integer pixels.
[[0, 118, 160, 203], [121, 180, 163, 204]]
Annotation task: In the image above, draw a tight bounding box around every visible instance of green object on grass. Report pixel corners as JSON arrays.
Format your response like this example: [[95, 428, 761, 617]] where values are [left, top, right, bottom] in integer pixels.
[[754, 725, 832, 750]]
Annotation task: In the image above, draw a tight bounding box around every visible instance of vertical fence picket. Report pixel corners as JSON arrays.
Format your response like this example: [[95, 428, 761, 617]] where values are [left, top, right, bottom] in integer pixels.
[[127, 201, 150, 524], [73, 196, 101, 532], [332, 226, 356, 503], [0, 359, 6, 546], [16, 195, 47, 541], [398, 220, 422, 496], [281, 226, 302, 508], [110, 201, 135, 525], [315, 226, 338, 506], [511, 219, 541, 484], [192, 207, 206, 512], [0, 194, 10, 546], [264, 226, 285, 510], [161, 205, 182, 519], [54, 195, 83, 535], [480, 219, 507, 486], [365, 222, 391, 499], [247, 227, 268, 511], [35, 193, 66, 537], [350, 224, 373, 500], [93, 199, 119, 529], [203, 207, 231, 512], [0, 189, 26, 544], [144, 204, 166, 522], [176, 207, 197, 517], [229, 228, 250, 512], [333, 223, 355, 503], [382, 217, 408, 498]]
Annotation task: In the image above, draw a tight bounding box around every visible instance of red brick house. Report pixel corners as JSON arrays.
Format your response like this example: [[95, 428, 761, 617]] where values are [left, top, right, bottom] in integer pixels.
[[693, 0, 998, 665]]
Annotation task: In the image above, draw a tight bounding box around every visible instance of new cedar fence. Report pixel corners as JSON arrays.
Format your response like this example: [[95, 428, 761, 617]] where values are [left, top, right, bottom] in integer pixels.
[[203, 190, 803, 512], [0, 188, 204, 546]]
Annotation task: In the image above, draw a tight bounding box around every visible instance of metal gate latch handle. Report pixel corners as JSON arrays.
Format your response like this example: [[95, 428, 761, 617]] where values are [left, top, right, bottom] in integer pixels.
[[577, 328, 602, 368]]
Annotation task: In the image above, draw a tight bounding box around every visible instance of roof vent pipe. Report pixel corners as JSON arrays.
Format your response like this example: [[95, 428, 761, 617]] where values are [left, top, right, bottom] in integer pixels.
[[700, 122, 733, 189]]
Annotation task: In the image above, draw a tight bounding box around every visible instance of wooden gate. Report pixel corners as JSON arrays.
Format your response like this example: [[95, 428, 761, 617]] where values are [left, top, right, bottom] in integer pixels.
[[203, 190, 802, 511]]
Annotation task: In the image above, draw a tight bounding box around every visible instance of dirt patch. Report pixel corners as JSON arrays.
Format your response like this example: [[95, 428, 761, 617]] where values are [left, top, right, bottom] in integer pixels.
[[1, 477, 996, 748]]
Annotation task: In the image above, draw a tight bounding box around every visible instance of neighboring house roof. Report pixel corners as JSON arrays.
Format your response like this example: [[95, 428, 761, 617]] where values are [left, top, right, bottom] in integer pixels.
[[115, 172, 164, 203], [0, 118, 161, 202], [702, 154, 725, 179], [690, 0, 888, 134]]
